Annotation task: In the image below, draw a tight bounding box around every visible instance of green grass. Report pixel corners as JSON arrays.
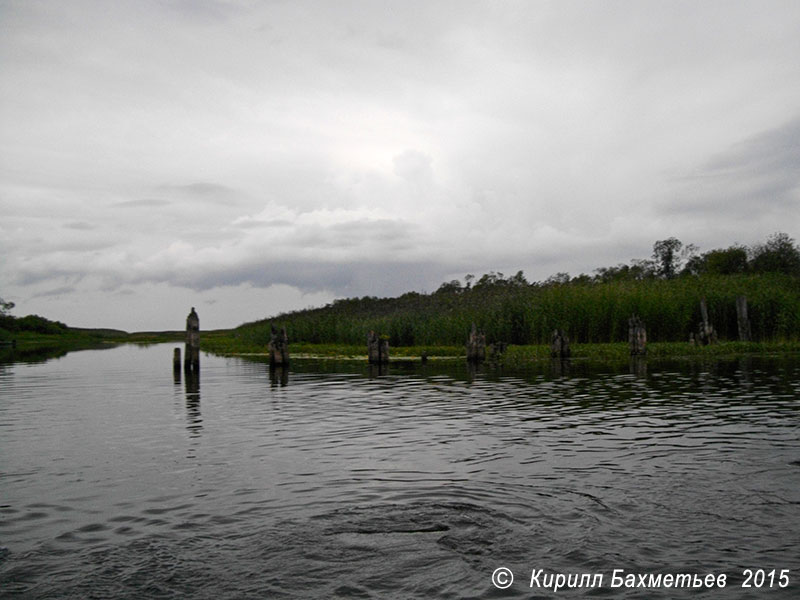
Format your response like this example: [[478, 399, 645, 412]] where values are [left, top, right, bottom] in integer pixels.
[[200, 336, 465, 360], [498, 341, 800, 367], [2, 327, 189, 353], [199, 336, 800, 366], [222, 273, 799, 350]]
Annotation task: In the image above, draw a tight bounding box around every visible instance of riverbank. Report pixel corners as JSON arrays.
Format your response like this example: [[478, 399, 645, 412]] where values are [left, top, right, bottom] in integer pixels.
[[0, 328, 186, 360], [5, 328, 799, 366], [199, 337, 800, 365]]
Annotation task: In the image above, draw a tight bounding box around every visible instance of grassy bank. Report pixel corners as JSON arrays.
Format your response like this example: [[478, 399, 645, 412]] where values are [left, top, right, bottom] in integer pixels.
[[200, 337, 800, 365], [220, 273, 800, 351], [0, 327, 189, 354]]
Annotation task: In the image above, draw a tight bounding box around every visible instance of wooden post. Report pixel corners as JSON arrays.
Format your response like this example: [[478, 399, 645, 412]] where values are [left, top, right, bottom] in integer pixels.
[[173, 347, 181, 372], [489, 341, 508, 361], [184, 307, 200, 372], [466, 323, 486, 362], [367, 330, 380, 363], [550, 329, 570, 359], [736, 295, 752, 342], [269, 325, 290, 366], [367, 331, 389, 364], [379, 336, 389, 364], [698, 297, 717, 345], [628, 315, 647, 356]]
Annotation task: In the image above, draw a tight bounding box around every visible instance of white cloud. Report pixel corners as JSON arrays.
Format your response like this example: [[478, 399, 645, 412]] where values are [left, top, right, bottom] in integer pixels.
[[1, 0, 799, 329]]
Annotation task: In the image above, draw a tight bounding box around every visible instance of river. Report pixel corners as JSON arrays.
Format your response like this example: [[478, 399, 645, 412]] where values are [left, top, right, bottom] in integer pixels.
[[1, 344, 798, 598]]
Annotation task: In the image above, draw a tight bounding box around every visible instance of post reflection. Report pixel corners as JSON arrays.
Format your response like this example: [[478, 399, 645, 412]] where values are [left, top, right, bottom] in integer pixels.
[[629, 356, 647, 378], [550, 358, 571, 378], [270, 364, 289, 387], [367, 363, 388, 378], [184, 370, 202, 437]]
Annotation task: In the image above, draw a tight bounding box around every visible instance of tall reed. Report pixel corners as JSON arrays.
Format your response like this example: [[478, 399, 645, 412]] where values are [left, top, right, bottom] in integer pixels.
[[231, 274, 799, 347]]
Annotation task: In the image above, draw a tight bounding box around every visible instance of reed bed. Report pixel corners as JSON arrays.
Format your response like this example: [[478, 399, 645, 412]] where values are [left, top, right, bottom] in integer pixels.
[[216, 274, 799, 352]]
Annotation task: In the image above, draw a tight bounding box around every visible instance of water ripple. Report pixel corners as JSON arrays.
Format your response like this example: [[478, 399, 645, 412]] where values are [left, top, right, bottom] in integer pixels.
[[1, 346, 799, 597]]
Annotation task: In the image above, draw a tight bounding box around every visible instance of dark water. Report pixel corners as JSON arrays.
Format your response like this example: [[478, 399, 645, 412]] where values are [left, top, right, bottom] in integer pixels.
[[1, 345, 799, 598]]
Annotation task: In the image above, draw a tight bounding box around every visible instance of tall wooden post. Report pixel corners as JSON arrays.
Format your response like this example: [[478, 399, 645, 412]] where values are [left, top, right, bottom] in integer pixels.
[[736, 295, 752, 342], [698, 297, 717, 345], [367, 331, 389, 364], [367, 330, 380, 363], [173, 347, 181, 373], [184, 307, 200, 373], [628, 315, 647, 356], [466, 323, 486, 362], [269, 325, 290, 366], [379, 337, 389, 364], [550, 329, 570, 359]]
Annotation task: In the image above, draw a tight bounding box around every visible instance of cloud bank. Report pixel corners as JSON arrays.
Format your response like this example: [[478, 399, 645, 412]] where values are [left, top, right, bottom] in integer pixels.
[[1, 1, 798, 330]]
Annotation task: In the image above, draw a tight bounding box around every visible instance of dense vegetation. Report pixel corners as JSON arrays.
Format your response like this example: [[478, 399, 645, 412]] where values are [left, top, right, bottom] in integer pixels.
[[227, 233, 800, 350], [0, 298, 70, 337], [0, 298, 164, 351], [3, 233, 799, 359]]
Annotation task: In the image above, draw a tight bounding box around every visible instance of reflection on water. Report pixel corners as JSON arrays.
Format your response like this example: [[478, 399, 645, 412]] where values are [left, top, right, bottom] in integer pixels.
[[0, 344, 799, 599], [270, 364, 289, 387], [184, 370, 202, 438], [172, 356, 203, 437]]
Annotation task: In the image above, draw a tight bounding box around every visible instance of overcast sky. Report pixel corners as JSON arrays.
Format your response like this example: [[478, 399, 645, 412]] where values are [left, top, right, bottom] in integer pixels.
[[2, 0, 799, 331]]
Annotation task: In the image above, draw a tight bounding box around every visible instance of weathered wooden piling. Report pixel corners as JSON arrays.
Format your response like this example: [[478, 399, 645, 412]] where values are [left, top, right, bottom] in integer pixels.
[[268, 325, 290, 366], [489, 341, 508, 361], [736, 295, 752, 342], [698, 297, 717, 345], [184, 307, 200, 373], [367, 331, 379, 363], [466, 323, 486, 362], [367, 331, 389, 364], [550, 329, 571, 359], [628, 315, 647, 356], [173, 347, 181, 373], [380, 337, 389, 364]]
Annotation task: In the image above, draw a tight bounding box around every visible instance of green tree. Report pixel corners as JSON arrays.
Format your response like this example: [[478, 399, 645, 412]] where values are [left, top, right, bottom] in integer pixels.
[[0, 297, 14, 315], [749, 232, 800, 276], [703, 246, 749, 275]]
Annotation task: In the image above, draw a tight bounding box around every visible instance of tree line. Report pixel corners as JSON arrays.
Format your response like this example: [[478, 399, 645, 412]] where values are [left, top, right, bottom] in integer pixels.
[[0, 297, 68, 335], [233, 232, 799, 348]]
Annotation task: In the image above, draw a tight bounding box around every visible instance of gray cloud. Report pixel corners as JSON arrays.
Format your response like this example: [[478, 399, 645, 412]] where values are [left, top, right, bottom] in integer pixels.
[[154, 259, 456, 299], [232, 219, 293, 230], [31, 285, 77, 299], [64, 221, 95, 230], [114, 199, 172, 208], [667, 116, 800, 219], [155, 183, 243, 204], [2, 1, 799, 330]]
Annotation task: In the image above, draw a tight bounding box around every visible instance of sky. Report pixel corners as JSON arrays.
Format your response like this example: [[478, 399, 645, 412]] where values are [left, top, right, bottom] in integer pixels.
[[2, 0, 799, 331]]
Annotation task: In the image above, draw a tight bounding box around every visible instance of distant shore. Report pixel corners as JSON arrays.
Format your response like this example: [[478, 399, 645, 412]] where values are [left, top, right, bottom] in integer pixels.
[[4, 330, 799, 367], [199, 337, 800, 366]]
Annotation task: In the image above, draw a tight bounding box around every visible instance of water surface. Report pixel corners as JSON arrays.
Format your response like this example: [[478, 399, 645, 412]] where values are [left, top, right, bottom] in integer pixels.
[[1, 345, 799, 598]]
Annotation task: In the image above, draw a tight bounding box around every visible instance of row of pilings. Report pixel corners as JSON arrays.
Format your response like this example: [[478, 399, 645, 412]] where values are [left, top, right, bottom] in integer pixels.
[[172, 295, 754, 371], [466, 294, 753, 361], [173, 309, 291, 375]]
